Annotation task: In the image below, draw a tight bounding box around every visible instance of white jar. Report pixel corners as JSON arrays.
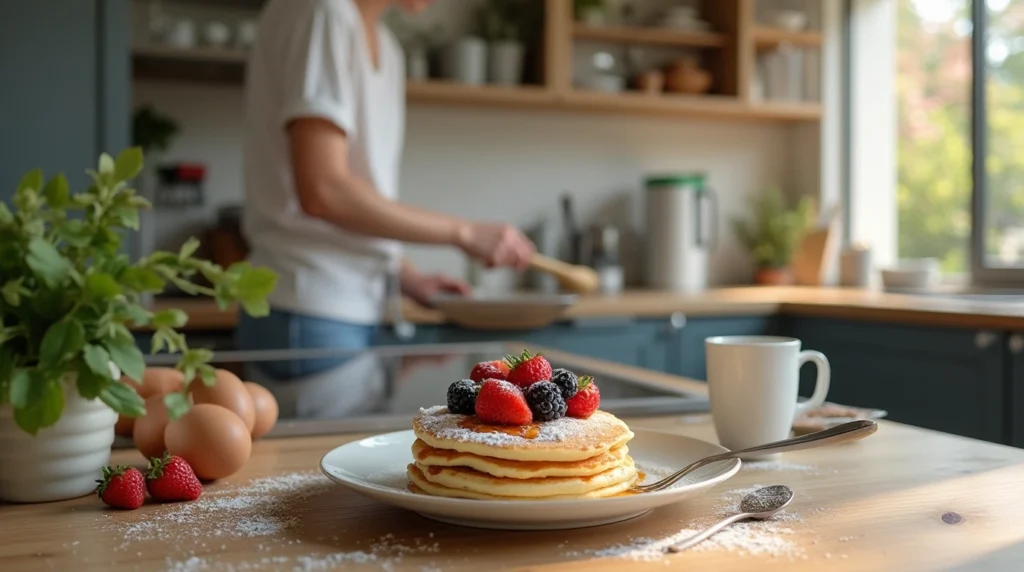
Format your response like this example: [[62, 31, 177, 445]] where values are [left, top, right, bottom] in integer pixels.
[[443, 36, 487, 85], [644, 174, 718, 292], [489, 40, 524, 86], [0, 375, 118, 503]]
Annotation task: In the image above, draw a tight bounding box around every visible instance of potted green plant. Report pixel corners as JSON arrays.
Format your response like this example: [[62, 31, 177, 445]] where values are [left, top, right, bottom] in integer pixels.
[[732, 188, 814, 285], [574, 0, 608, 25], [0, 149, 276, 503], [479, 0, 536, 86]]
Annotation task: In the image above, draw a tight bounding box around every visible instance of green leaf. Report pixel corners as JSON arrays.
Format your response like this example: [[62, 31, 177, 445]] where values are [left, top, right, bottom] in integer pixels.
[[111, 206, 139, 230], [82, 344, 114, 379], [2, 279, 24, 307], [76, 364, 107, 400], [114, 147, 144, 182], [198, 364, 217, 386], [121, 267, 165, 293], [56, 219, 93, 247], [85, 272, 122, 299], [27, 237, 71, 288], [9, 369, 36, 408], [129, 195, 152, 209], [151, 309, 188, 329], [164, 392, 191, 421], [43, 174, 70, 207], [14, 379, 65, 435], [150, 330, 167, 354], [104, 336, 145, 382], [0, 202, 13, 225], [123, 303, 152, 326], [17, 168, 43, 194], [233, 266, 278, 317], [40, 320, 86, 365], [98, 153, 115, 176], [0, 349, 13, 405], [179, 237, 201, 260], [99, 382, 145, 417]]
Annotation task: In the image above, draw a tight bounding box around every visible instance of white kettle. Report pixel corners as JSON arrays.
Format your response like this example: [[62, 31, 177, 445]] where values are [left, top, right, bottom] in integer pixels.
[[644, 174, 718, 292]]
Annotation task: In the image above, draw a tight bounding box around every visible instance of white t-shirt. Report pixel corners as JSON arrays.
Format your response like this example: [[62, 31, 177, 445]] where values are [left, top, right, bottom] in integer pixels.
[[242, 0, 405, 324]]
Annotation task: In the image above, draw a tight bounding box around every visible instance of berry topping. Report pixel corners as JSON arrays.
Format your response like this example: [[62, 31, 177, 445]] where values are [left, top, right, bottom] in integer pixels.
[[146, 453, 203, 502], [504, 350, 553, 390], [525, 381, 567, 421], [565, 376, 600, 419], [446, 379, 480, 415], [96, 465, 146, 510], [549, 368, 579, 400], [475, 379, 533, 426], [470, 360, 510, 382]]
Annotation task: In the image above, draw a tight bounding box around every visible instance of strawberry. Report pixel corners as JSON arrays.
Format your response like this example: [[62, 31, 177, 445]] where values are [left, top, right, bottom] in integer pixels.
[[146, 453, 203, 502], [96, 465, 146, 510], [504, 350, 552, 390], [475, 379, 533, 425], [566, 376, 600, 419], [470, 360, 510, 382]]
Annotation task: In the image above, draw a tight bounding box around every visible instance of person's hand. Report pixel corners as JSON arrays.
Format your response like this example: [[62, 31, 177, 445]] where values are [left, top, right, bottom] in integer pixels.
[[455, 222, 535, 270], [401, 271, 472, 308]]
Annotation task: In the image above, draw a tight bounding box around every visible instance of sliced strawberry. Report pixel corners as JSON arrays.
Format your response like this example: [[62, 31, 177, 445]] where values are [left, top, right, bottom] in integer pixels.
[[566, 376, 600, 419], [504, 350, 553, 390], [475, 379, 533, 425], [470, 360, 510, 382]]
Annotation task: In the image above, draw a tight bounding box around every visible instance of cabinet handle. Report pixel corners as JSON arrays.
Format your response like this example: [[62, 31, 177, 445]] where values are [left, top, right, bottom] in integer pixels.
[[666, 312, 687, 333], [1010, 334, 1024, 354], [975, 330, 998, 350]]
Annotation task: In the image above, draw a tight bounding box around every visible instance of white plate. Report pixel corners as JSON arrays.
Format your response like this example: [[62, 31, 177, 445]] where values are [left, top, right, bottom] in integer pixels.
[[429, 293, 578, 330], [319, 428, 740, 530]]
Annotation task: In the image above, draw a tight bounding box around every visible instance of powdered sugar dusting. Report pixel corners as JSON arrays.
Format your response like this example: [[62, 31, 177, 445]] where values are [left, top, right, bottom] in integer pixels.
[[743, 461, 824, 474], [415, 406, 598, 447]]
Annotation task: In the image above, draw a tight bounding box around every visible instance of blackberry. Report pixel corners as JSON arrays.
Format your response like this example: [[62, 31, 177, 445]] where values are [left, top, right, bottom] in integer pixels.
[[550, 368, 579, 400], [525, 381, 567, 421], [446, 379, 479, 415]]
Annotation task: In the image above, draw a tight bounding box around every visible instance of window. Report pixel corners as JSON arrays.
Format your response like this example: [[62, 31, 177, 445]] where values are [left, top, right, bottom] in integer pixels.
[[894, 0, 1024, 285]]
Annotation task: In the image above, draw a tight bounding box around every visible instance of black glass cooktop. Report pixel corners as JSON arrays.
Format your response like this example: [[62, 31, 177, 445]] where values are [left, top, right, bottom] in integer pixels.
[[130, 342, 708, 440]]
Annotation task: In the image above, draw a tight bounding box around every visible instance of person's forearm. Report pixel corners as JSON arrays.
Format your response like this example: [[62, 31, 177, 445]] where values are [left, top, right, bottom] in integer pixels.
[[300, 172, 470, 246]]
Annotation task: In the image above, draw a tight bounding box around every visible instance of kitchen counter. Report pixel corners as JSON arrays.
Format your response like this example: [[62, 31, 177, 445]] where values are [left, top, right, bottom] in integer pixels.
[[4, 355, 1024, 571], [153, 286, 1024, 332]]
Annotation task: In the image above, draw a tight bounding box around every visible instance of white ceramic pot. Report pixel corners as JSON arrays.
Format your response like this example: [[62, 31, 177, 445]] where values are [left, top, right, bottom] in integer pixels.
[[0, 377, 118, 503], [443, 36, 487, 85], [488, 41, 524, 86], [406, 47, 430, 81]]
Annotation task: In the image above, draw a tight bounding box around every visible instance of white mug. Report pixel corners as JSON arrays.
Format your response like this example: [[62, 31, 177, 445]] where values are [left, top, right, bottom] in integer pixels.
[[705, 336, 830, 459]]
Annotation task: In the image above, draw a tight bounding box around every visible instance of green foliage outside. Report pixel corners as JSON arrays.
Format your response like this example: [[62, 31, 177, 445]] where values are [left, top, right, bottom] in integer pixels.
[[897, 0, 1024, 272]]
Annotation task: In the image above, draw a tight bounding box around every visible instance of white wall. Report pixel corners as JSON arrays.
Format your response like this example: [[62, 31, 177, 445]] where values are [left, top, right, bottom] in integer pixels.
[[134, 80, 797, 287]]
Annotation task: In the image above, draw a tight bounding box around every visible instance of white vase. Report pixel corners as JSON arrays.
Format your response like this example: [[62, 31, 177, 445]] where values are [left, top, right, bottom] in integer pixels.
[[406, 47, 430, 81], [443, 36, 487, 85], [0, 377, 118, 503], [489, 41, 524, 86]]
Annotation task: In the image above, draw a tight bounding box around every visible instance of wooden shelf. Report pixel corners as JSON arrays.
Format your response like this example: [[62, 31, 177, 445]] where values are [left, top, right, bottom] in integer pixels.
[[561, 90, 821, 121], [405, 81, 554, 108], [572, 23, 728, 49], [753, 27, 824, 51], [133, 44, 249, 65]]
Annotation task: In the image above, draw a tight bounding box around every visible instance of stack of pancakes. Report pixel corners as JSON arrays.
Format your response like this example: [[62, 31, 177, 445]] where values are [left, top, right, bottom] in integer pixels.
[[407, 406, 637, 500]]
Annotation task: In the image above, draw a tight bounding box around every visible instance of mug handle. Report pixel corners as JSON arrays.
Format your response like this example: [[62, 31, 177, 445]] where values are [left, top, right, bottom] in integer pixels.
[[793, 350, 830, 418]]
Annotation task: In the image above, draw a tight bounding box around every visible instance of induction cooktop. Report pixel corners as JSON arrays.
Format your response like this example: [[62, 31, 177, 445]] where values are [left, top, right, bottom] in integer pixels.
[[126, 342, 709, 441]]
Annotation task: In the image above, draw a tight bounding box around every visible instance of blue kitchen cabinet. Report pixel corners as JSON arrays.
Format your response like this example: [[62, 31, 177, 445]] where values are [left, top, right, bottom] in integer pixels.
[[1008, 332, 1024, 447], [0, 0, 130, 198], [781, 317, 1006, 443], [672, 316, 777, 380]]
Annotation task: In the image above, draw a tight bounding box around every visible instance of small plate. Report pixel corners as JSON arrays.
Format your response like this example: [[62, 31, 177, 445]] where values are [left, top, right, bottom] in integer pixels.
[[793, 402, 888, 435], [320, 428, 740, 530], [429, 293, 578, 330]]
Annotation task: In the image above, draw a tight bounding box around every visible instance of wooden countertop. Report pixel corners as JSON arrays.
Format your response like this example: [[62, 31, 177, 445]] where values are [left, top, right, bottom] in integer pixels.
[[152, 287, 1024, 332], [3, 347, 1024, 571]]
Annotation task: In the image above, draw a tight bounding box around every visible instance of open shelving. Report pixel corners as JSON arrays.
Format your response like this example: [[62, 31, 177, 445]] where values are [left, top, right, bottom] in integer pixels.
[[131, 0, 823, 123]]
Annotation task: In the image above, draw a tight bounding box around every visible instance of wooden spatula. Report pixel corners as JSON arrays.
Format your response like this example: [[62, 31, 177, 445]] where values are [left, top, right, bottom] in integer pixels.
[[529, 253, 600, 295]]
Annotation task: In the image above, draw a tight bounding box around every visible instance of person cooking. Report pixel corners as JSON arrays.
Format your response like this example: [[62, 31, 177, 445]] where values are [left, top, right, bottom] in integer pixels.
[[237, 0, 535, 359]]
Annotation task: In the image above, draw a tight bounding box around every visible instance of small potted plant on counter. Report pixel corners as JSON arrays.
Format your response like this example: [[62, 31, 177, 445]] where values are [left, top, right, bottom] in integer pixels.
[[0, 148, 276, 503], [732, 187, 814, 286]]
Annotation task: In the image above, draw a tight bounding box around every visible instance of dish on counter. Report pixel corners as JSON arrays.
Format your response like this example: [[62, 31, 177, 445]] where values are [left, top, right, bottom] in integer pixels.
[[319, 350, 739, 530], [793, 401, 887, 435], [429, 293, 577, 330]]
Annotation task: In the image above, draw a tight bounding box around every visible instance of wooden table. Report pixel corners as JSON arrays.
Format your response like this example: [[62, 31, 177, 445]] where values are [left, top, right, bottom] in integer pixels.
[[4, 416, 1024, 571]]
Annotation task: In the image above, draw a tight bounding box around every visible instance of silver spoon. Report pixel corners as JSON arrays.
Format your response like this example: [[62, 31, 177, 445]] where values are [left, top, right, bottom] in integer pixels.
[[666, 485, 794, 553], [636, 419, 877, 493]]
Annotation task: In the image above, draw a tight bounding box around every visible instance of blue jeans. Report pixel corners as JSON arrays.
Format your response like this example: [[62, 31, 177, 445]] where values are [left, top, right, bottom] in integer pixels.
[[236, 308, 377, 380]]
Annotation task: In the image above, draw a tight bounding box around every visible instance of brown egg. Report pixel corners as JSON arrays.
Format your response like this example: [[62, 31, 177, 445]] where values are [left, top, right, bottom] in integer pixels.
[[165, 404, 252, 480], [133, 394, 172, 459], [189, 369, 256, 432], [115, 369, 185, 436], [244, 382, 279, 439]]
